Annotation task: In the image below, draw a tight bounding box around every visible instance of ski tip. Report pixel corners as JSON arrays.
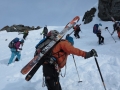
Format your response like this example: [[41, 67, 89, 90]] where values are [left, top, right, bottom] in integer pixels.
[[75, 16, 80, 19], [25, 75, 32, 81], [21, 69, 28, 75], [74, 16, 80, 21]]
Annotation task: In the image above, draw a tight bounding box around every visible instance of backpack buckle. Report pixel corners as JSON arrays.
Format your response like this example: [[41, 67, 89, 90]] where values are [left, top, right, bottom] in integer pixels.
[[49, 57, 57, 64]]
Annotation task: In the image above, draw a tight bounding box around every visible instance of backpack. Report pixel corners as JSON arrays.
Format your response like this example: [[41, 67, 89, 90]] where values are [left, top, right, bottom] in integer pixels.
[[34, 30, 59, 56], [113, 22, 120, 30], [76, 25, 81, 31], [93, 24, 99, 34], [8, 37, 19, 48], [43, 27, 48, 34], [73, 25, 80, 31]]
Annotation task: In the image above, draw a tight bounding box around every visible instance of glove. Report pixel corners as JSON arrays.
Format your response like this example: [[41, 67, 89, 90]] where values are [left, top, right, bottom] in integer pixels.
[[19, 48, 22, 50], [84, 49, 97, 59], [105, 27, 108, 29]]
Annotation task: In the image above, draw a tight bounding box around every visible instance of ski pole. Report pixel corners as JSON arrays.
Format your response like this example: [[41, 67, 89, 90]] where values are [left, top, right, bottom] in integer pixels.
[[105, 27, 116, 43], [69, 30, 74, 35], [72, 54, 82, 83], [80, 30, 82, 33], [94, 56, 107, 90]]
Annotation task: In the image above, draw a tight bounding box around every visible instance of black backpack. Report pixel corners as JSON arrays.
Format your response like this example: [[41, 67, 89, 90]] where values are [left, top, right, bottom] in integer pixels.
[[93, 24, 99, 34], [76, 25, 81, 31], [43, 27, 48, 34]]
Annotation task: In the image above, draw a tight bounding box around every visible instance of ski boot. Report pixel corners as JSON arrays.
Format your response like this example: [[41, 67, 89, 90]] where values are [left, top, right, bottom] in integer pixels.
[[15, 58, 19, 62]]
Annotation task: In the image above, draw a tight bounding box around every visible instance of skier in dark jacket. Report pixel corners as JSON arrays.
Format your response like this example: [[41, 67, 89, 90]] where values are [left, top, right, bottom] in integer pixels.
[[111, 22, 120, 39], [42, 34, 97, 90], [73, 24, 81, 38], [41, 25, 48, 38], [96, 23, 104, 44]]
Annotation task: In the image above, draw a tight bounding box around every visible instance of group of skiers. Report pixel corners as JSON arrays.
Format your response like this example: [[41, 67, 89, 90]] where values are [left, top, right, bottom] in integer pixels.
[[40, 25, 81, 39], [93, 21, 120, 45], [7, 21, 120, 90]]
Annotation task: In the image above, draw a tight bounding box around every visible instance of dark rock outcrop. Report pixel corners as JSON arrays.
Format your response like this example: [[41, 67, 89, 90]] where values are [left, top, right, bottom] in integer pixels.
[[0, 24, 42, 32], [98, 0, 120, 21], [82, 7, 96, 24]]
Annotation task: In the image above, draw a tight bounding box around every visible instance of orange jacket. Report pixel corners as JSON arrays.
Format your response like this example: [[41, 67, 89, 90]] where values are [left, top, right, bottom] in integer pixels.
[[52, 40, 86, 68]]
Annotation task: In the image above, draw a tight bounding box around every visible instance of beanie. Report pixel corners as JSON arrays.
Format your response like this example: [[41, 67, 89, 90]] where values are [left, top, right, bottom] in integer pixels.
[[66, 34, 74, 45], [20, 39, 24, 43], [99, 23, 102, 26]]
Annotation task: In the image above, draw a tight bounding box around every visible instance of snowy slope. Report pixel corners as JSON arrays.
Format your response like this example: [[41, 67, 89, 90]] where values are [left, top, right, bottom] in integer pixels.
[[0, 1, 120, 90]]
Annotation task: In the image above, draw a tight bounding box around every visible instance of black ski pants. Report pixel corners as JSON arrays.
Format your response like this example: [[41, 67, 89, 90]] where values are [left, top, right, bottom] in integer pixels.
[[43, 63, 62, 90], [74, 31, 80, 38], [96, 33, 104, 44], [43, 33, 47, 38], [23, 34, 28, 39]]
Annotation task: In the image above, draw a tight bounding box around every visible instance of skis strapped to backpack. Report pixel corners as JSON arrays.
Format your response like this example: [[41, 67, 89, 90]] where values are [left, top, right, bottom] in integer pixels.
[[21, 16, 80, 81]]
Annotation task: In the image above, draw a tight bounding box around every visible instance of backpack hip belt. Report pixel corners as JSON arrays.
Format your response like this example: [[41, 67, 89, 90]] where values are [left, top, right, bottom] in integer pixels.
[[44, 56, 60, 73]]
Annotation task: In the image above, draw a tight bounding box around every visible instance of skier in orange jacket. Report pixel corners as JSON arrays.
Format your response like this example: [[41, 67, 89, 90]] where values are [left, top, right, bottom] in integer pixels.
[[42, 34, 97, 90]]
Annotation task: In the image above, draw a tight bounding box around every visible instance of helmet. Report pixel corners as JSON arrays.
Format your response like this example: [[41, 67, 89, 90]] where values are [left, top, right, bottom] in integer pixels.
[[99, 23, 102, 26], [20, 39, 24, 43], [66, 34, 74, 45], [47, 30, 59, 37]]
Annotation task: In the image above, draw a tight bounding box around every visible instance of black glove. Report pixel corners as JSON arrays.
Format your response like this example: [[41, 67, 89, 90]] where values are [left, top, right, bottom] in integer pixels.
[[105, 27, 108, 29], [85, 49, 97, 59], [19, 48, 22, 50]]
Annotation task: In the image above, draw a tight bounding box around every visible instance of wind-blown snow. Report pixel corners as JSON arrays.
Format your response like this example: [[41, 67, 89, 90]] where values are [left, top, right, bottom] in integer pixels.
[[0, 1, 120, 90]]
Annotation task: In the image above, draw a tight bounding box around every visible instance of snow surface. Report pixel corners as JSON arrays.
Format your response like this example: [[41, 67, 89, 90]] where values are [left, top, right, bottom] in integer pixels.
[[0, 1, 120, 90]]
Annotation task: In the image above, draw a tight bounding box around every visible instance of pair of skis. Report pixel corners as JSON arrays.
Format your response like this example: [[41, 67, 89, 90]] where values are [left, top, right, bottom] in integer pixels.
[[20, 16, 80, 81]]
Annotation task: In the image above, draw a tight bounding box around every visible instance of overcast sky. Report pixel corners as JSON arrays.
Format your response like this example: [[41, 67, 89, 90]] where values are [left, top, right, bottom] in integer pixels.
[[0, 0, 97, 28]]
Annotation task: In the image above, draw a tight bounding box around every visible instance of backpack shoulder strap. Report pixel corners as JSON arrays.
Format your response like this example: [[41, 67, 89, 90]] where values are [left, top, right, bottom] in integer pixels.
[[51, 40, 66, 58]]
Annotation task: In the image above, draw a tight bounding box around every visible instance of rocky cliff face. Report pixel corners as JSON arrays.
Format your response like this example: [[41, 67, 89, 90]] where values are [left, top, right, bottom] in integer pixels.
[[98, 0, 120, 21], [82, 7, 96, 24]]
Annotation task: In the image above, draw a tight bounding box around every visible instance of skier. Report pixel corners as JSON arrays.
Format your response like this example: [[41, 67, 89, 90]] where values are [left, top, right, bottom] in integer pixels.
[[111, 22, 120, 39], [42, 34, 97, 90], [41, 25, 48, 38], [93, 23, 104, 45], [8, 39, 24, 65], [73, 24, 81, 38], [21, 30, 29, 40]]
